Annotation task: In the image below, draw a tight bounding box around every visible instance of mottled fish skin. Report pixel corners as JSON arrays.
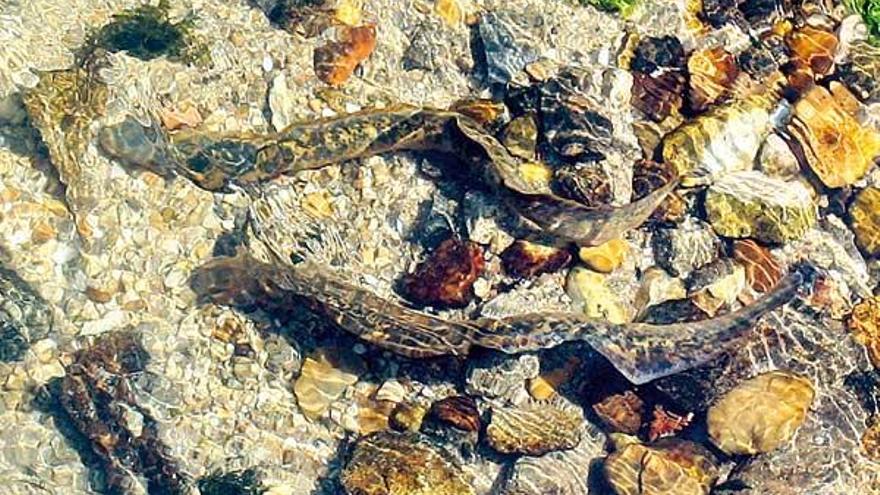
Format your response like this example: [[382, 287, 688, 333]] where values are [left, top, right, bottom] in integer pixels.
[[190, 254, 817, 384], [101, 106, 673, 246]]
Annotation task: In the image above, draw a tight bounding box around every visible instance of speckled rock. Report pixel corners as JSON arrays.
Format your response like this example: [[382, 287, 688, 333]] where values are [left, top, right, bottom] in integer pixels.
[[341, 431, 474, 495], [429, 396, 481, 433], [566, 266, 630, 324], [707, 370, 815, 455], [0, 265, 52, 362], [294, 347, 366, 420], [499, 423, 606, 495], [652, 219, 720, 277], [552, 163, 614, 208], [705, 171, 816, 244], [501, 240, 571, 279], [486, 399, 584, 455], [848, 296, 880, 369], [850, 187, 880, 257], [401, 238, 485, 308], [604, 439, 718, 495]]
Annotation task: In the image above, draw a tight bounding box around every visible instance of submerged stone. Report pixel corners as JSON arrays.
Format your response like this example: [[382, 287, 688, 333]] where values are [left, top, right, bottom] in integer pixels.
[[341, 431, 474, 495], [486, 399, 584, 455], [707, 370, 815, 455], [732, 239, 783, 293], [314, 24, 377, 86], [837, 40, 880, 102], [577, 238, 628, 273], [686, 47, 738, 113], [401, 238, 485, 308], [566, 267, 630, 324], [850, 187, 880, 257], [789, 85, 880, 188], [198, 469, 264, 495], [477, 12, 539, 86], [652, 219, 720, 277], [848, 296, 880, 369], [592, 390, 644, 435], [552, 163, 613, 208], [0, 266, 52, 362], [501, 114, 539, 160], [705, 171, 815, 244], [501, 240, 571, 279], [604, 439, 718, 495], [294, 347, 366, 420]]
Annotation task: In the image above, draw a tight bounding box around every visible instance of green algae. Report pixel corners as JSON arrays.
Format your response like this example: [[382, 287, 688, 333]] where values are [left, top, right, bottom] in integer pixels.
[[846, 0, 880, 45], [83, 0, 208, 65], [579, 0, 638, 16]]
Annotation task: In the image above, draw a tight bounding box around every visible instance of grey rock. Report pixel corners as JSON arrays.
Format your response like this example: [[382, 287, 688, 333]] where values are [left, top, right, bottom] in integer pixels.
[[0, 265, 52, 362], [465, 353, 539, 403], [651, 218, 721, 277], [402, 19, 468, 72], [477, 12, 539, 86]]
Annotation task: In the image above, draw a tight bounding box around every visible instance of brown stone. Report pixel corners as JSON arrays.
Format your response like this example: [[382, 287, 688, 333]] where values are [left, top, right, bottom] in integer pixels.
[[732, 239, 783, 293], [848, 296, 880, 369], [790, 85, 880, 188], [861, 419, 880, 461], [686, 47, 738, 113], [429, 396, 481, 433], [631, 71, 686, 122], [604, 439, 718, 495], [341, 431, 475, 495], [592, 391, 645, 435], [314, 24, 377, 86], [786, 25, 838, 77], [501, 240, 571, 279], [402, 238, 484, 307]]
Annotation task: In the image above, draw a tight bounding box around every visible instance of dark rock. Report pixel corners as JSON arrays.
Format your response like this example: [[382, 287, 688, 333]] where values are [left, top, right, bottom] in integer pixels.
[[630, 36, 686, 75], [501, 240, 572, 279], [651, 219, 721, 277], [639, 299, 709, 325], [631, 71, 686, 122], [539, 70, 614, 161], [0, 265, 52, 362], [59, 332, 188, 494], [552, 163, 613, 208], [198, 468, 264, 495], [401, 238, 485, 308], [429, 395, 481, 433]]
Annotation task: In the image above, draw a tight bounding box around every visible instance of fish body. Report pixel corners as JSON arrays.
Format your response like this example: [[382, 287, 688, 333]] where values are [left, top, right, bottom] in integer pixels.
[[191, 253, 816, 384]]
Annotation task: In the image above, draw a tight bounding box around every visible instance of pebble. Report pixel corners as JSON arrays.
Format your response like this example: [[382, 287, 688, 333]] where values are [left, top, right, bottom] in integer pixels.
[[732, 239, 783, 293], [577, 238, 627, 273], [501, 240, 571, 279], [501, 114, 539, 160], [466, 354, 539, 402], [429, 395, 481, 433], [850, 187, 880, 257], [848, 296, 880, 369], [375, 379, 406, 404], [707, 370, 815, 455], [341, 431, 474, 495], [705, 171, 815, 244], [686, 47, 738, 113], [604, 439, 718, 495], [633, 266, 687, 317], [758, 133, 801, 180], [592, 391, 644, 435], [686, 258, 746, 316], [434, 0, 464, 26], [789, 85, 880, 188], [389, 403, 428, 432], [401, 238, 484, 308], [499, 424, 606, 495], [862, 418, 880, 461], [293, 347, 366, 420], [566, 267, 629, 324], [486, 399, 584, 455], [652, 219, 720, 277]]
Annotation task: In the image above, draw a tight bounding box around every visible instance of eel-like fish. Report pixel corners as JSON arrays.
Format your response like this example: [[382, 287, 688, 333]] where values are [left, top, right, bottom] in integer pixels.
[[99, 104, 674, 246], [190, 252, 818, 385]]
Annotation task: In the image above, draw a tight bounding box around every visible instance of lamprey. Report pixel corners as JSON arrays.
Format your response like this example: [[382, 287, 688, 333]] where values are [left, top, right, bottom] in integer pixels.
[[190, 253, 819, 384], [99, 105, 673, 246]]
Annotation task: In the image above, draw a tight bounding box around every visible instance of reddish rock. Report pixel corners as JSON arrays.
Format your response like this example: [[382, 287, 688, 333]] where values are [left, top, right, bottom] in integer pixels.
[[429, 395, 481, 433], [402, 238, 484, 307], [501, 240, 571, 279], [732, 239, 783, 293], [592, 391, 645, 435], [314, 24, 377, 86]]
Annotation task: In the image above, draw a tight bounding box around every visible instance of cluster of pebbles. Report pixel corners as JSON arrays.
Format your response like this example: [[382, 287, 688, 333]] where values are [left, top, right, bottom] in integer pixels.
[[2, 0, 880, 494]]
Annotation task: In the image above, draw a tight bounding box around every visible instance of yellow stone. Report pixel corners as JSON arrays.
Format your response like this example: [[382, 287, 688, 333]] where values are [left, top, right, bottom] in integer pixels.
[[527, 357, 580, 400], [434, 0, 463, 26], [302, 191, 335, 218], [578, 238, 628, 273], [850, 187, 880, 257], [848, 296, 880, 369], [519, 161, 553, 189], [708, 370, 814, 455], [294, 347, 366, 420], [566, 267, 630, 324], [334, 0, 363, 26]]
